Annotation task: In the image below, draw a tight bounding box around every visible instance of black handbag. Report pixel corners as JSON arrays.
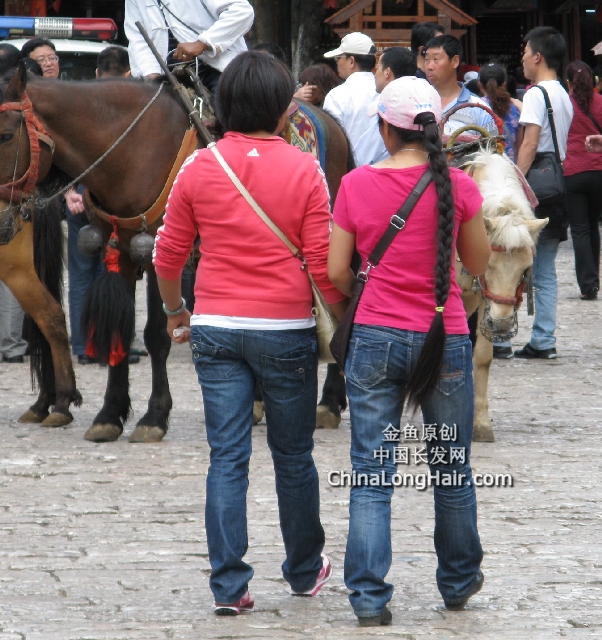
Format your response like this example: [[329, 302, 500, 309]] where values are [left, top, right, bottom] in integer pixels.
[[525, 86, 566, 206], [329, 170, 432, 369]]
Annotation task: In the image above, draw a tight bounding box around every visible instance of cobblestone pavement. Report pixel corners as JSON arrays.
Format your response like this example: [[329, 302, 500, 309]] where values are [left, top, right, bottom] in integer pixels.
[[0, 239, 600, 639]]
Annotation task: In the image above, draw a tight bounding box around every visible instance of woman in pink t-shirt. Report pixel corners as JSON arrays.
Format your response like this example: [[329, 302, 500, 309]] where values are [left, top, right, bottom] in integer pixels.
[[154, 52, 346, 616], [328, 77, 491, 626], [564, 61, 602, 300]]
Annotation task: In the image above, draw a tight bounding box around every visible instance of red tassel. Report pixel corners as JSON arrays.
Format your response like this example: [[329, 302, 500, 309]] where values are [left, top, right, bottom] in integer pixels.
[[85, 219, 128, 366]]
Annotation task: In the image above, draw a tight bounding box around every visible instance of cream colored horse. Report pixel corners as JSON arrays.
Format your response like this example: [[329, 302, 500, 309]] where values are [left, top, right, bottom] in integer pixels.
[[457, 150, 548, 442]]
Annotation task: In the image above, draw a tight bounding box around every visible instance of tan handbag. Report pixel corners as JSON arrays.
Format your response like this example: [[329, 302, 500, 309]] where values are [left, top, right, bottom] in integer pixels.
[[208, 142, 337, 364]]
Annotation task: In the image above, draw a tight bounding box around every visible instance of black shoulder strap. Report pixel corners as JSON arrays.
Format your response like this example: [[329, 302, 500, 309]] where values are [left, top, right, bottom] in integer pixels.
[[366, 169, 433, 268], [534, 85, 562, 163]]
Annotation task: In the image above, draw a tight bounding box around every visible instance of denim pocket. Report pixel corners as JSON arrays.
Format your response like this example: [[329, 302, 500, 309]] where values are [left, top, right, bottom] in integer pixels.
[[191, 340, 241, 380], [349, 338, 390, 388], [436, 345, 467, 396], [261, 354, 308, 400]]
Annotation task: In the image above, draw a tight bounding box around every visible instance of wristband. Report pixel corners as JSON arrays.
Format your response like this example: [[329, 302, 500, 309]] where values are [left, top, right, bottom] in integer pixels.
[[162, 297, 187, 316]]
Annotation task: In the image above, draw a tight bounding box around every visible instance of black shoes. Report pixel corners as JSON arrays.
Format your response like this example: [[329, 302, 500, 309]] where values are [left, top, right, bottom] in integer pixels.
[[357, 606, 392, 627], [3, 355, 24, 363], [580, 287, 598, 300], [514, 343, 557, 360], [77, 355, 99, 365], [492, 346, 513, 359], [444, 570, 484, 611]]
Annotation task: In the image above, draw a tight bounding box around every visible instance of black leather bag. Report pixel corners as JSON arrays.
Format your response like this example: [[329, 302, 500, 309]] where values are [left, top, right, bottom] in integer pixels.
[[525, 86, 566, 206], [329, 170, 432, 369]]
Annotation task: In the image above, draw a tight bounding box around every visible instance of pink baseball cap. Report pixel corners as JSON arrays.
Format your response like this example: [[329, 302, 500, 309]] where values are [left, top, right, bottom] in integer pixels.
[[368, 76, 442, 130]]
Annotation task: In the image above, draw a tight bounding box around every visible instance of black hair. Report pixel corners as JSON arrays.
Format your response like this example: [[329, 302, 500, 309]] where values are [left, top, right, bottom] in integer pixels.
[[479, 63, 510, 117], [250, 42, 287, 64], [524, 26, 565, 74], [567, 60, 594, 114], [97, 45, 130, 77], [410, 22, 443, 53], [379, 47, 417, 79], [216, 51, 295, 134], [346, 53, 376, 72], [424, 34, 462, 64], [465, 78, 482, 97], [21, 37, 56, 59], [0, 43, 22, 78], [381, 113, 456, 409]]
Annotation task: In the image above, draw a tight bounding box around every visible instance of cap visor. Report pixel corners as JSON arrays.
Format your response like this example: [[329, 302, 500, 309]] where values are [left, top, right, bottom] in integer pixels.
[[324, 47, 344, 58]]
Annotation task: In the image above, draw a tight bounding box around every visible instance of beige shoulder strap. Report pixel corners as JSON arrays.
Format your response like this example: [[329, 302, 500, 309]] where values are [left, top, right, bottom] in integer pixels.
[[208, 142, 300, 257]]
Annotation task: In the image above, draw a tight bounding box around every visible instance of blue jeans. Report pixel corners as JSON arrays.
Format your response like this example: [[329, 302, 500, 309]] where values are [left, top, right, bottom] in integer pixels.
[[66, 206, 103, 355], [343, 325, 483, 617], [530, 237, 559, 350], [190, 325, 325, 603]]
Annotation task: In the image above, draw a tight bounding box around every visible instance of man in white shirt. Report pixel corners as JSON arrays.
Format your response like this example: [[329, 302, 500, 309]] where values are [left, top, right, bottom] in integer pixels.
[[125, 0, 254, 93], [424, 34, 496, 137], [511, 26, 573, 360], [322, 32, 387, 167]]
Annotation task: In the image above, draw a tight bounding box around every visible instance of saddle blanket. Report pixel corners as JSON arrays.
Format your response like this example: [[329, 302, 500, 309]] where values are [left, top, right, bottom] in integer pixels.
[[286, 101, 328, 172]]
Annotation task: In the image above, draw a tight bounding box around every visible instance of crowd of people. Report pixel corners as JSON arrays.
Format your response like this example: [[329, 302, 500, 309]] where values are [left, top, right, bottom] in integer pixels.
[[0, 0, 600, 628]]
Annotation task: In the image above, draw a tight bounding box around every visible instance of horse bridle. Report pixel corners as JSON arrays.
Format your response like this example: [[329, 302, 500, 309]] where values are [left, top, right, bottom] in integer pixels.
[[478, 245, 532, 310], [0, 92, 54, 206]]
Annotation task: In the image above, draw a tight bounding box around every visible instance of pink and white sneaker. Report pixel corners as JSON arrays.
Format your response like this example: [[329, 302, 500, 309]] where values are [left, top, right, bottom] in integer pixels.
[[214, 591, 254, 616], [292, 554, 332, 597]]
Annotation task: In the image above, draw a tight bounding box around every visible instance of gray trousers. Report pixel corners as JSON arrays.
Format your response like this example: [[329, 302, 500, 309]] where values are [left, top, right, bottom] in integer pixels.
[[0, 281, 27, 358]]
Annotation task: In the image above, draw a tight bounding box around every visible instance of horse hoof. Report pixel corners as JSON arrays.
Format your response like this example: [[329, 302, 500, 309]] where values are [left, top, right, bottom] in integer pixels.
[[473, 425, 495, 442], [316, 405, 341, 429], [129, 426, 165, 443], [252, 401, 264, 426], [84, 423, 122, 442], [41, 412, 74, 428], [18, 409, 48, 424]]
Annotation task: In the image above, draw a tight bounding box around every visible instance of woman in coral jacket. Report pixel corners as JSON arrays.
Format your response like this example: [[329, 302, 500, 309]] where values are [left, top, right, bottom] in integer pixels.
[[153, 51, 347, 616]]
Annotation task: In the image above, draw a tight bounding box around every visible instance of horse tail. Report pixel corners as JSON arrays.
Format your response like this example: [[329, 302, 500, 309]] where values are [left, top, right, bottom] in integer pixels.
[[29, 195, 64, 394]]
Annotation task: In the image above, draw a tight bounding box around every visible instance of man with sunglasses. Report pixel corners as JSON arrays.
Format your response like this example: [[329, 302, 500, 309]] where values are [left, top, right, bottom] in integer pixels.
[[323, 32, 387, 167], [410, 22, 442, 79]]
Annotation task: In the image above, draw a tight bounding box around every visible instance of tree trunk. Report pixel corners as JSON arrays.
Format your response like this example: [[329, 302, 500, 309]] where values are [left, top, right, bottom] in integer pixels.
[[248, 0, 277, 45], [291, 0, 326, 77]]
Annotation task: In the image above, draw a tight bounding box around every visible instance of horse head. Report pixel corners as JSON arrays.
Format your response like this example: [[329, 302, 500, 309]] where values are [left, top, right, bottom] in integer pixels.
[[0, 62, 54, 205], [464, 150, 548, 342]]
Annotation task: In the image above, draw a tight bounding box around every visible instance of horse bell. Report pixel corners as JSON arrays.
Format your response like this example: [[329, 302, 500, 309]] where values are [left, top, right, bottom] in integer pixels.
[[129, 231, 155, 265], [77, 224, 104, 256]]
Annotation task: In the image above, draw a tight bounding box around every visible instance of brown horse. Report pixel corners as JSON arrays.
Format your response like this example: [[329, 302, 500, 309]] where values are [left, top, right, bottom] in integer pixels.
[[0, 63, 351, 442], [0, 76, 81, 427]]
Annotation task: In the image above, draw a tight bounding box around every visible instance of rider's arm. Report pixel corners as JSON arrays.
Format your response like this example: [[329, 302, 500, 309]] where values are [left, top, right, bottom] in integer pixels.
[[124, 0, 167, 78], [456, 208, 491, 276], [199, 0, 254, 58]]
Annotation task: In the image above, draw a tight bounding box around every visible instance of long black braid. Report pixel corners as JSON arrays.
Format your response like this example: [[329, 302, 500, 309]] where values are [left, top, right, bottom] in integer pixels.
[[389, 112, 457, 411]]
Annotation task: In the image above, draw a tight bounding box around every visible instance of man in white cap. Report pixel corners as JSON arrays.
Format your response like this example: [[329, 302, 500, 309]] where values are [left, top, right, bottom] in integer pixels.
[[125, 0, 254, 94], [323, 32, 388, 166]]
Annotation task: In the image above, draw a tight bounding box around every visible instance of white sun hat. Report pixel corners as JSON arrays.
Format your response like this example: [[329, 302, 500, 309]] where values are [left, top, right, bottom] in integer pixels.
[[324, 32, 377, 58]]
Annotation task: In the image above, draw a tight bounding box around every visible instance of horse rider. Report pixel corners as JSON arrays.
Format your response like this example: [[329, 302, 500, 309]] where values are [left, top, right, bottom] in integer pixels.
[[124, 0, 254, 94]]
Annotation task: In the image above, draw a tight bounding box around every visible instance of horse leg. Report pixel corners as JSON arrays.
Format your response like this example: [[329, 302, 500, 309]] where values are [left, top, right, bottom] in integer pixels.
[[472, 302, 495, 442], [0, 233, 80, 426], [129, 267, 171, 443], [317, 363, 346, 429]]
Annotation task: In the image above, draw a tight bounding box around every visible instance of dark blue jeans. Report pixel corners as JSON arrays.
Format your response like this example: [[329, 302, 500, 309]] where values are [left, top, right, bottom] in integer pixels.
[[66, 206, 103, 355], [343, 324, 483, 617], [190, 325, 325, 603]]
